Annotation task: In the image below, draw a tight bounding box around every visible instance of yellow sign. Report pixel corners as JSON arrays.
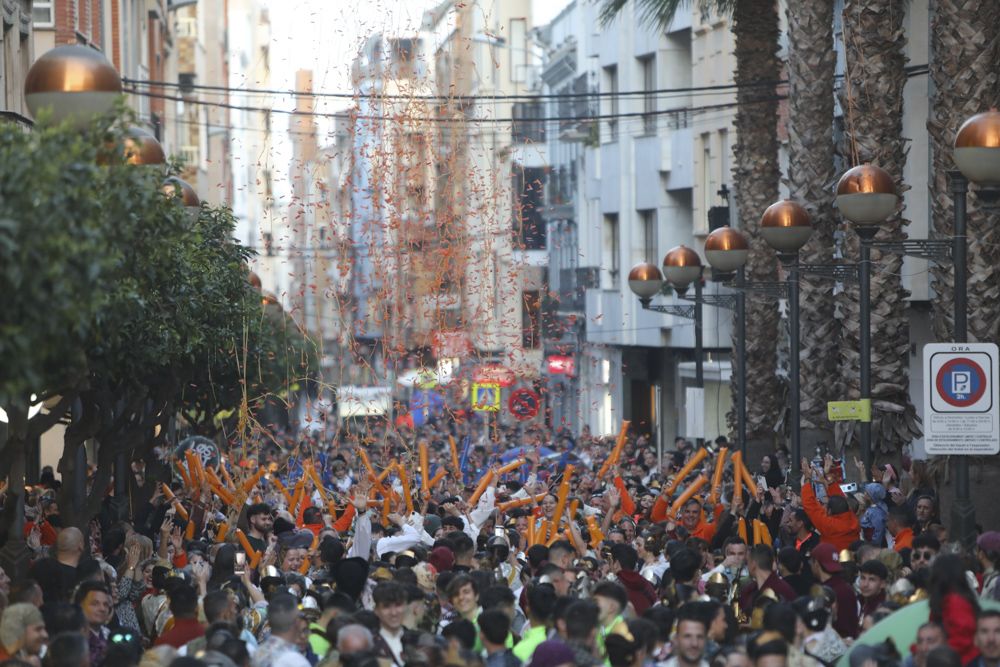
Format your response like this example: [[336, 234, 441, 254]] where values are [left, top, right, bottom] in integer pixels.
[[827, 400, 872, 422], [472, 382, 501, 412]]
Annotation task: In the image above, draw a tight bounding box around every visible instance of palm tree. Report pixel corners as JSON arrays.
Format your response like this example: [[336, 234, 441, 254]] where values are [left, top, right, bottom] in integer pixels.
[[927, 0, 1000, 345], [601, 0, 786, 448], [785, 0, 838, 445], [925, 0, 1000, 524], [837, 0, 922, 455]]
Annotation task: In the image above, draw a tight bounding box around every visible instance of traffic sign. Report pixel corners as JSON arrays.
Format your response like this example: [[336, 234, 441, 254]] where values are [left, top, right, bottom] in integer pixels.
[[508, 388, 541, 421], [923, 343, 999, 455], [472, 382, 501, 412], [827, 400, 872, 422]]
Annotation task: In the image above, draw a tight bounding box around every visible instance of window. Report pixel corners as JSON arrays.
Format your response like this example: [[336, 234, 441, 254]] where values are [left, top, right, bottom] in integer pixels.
[[603, 65, 618, 142], [639, 55, 656, 135], [32, 1, 53, 27], [702, 135, 712, 225], [602, 214, 620, 289], [639, 209, 657, 264], [176, 16, 197, 38], [522, 290, 541, 349], [513, 166, 546, 250]]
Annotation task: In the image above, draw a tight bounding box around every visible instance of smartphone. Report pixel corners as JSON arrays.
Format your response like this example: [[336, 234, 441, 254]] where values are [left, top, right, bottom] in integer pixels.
[[757, 475, 768, 491], [494, 526, 506, 539], [235, 552, 246, 576], [840, 482, 858, 494]]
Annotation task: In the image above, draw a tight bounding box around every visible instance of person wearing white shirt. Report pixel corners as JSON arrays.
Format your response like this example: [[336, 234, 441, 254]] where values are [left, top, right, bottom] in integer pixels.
[[700, 537, 748, 586], [250, 593, 310, 667]]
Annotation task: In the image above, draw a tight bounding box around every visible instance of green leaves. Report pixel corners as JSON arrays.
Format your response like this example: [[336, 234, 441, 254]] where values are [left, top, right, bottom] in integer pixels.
[[0, 110, 317, 439]]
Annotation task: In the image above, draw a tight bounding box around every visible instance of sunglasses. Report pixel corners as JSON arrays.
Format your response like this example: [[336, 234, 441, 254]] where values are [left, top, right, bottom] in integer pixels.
[[912, 550, 936, 561]]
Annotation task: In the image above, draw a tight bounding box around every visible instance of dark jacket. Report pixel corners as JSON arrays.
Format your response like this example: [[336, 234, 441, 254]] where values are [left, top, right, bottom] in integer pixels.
[[617, 569, 658, 615], [738, 571, 797, 611]]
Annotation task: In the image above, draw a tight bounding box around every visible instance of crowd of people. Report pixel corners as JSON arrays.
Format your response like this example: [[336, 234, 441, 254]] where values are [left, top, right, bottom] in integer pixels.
[[3, 419, 1000, 667]]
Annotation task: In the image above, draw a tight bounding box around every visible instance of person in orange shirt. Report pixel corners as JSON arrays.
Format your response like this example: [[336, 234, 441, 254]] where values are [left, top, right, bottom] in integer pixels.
[[800, 458, 860, 552], [888, 505, 915, 553], [651, 496, 717, 542]]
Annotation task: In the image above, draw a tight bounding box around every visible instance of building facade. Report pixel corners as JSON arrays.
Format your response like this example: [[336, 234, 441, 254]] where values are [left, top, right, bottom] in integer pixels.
[[1, 0, 33, 123], [536, 0, 737, 448]]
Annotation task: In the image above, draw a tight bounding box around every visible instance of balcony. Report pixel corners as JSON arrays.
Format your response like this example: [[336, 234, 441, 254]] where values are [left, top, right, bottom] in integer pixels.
[[558, 74, 598, 144]]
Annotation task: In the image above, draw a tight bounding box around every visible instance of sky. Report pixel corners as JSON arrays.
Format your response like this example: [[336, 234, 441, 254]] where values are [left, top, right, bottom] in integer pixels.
[[261, 0, 573, 197], [264, 0, 574, 115]]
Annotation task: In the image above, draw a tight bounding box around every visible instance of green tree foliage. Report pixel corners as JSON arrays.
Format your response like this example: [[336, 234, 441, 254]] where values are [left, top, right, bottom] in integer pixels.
[[0, 112, 317, 527]]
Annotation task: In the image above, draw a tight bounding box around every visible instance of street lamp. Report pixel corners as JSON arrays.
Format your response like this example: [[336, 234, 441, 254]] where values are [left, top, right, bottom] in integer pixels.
[[631, 245, 748, 450], [162, 176, 201, 216], [830, 111, 1000, 548], [24, 45, 122, 129], [124, 126, 167, 167], [950, 110, 1000, 547], [704, 227, 750, 457], [760, 200, 813, 471], [836, 164, 897, 473], [664, 245, 706, 387]]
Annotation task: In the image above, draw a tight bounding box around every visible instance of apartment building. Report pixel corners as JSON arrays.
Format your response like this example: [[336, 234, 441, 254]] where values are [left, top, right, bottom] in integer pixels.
[[536, 0, 737, 445]]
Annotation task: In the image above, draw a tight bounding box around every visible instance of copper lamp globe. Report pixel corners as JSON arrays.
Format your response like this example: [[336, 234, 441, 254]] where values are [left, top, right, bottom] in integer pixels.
[[760, 200, 813, 254], [162, 176, 200, 214], [836, 165, 897, 225], [954, 110, 1000, 187], [247, 271, 263, 291], [24, 45, 122, 129], [704, 226, 749, 272], [124, 127, 166, 166], [662, 245, 703, 289], [627, 262, 664, 300]]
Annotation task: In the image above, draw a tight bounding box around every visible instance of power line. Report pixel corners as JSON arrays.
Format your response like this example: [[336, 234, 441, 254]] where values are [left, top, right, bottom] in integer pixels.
[[122, 63, 929, 102], [125, 84, 786, 124]]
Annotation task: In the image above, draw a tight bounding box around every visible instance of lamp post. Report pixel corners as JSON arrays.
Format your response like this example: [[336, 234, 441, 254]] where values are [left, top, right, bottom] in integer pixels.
[[629, 245, 709, 387], [704, 228, 749, 457], [630, 245, 750, 449], [760, 200, 814, 474], [835, 164, 898, 473], [949, 110, 1000, 547], [829, 111, 1000, 548]]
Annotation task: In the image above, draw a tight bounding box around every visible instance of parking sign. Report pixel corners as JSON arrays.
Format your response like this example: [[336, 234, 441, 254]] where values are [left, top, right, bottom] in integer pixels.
[[923, 343, 999, 455]]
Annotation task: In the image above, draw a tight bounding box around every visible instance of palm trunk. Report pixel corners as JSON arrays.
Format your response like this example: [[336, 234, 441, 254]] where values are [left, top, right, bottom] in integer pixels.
[[927, 0, 1000, 343], [837, 0, 922, 455], [731, 0, 784, 447], [927, 0, 1000, 530], [785, 0, 838, 444]]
